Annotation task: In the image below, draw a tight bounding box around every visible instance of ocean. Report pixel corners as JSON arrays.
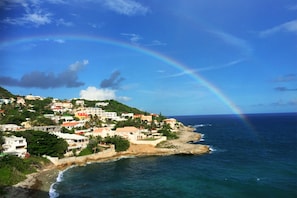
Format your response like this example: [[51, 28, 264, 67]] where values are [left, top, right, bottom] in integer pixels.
[[49, 113, 297, 198]]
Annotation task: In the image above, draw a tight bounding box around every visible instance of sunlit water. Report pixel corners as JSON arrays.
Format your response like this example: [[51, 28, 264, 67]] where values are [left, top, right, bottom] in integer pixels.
[[50, 113, 297, 198]]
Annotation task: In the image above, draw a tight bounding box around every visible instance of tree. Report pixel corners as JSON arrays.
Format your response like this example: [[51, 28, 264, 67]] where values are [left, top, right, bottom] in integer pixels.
[[0, 131, 4, 152], [104, 135, 130, 152], [14, 130, 68, 158], [158, 124, 178, 140], [31, 116, 55, 126]]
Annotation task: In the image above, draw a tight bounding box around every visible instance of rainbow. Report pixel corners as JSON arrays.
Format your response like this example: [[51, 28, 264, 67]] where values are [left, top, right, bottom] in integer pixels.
[[0, 34, 249, 122]]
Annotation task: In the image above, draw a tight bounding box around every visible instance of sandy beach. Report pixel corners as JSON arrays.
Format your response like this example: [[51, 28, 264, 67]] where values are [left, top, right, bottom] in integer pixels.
[[3, 125, 209, 198]]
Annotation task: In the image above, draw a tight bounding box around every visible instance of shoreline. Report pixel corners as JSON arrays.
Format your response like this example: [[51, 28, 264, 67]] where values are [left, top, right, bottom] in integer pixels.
[[4, 125, 210, 198]]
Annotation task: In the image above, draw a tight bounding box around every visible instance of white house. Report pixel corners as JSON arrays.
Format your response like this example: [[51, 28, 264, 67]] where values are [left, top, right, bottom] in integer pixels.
[[0, 124, 22, 131], [25, 95, 43, 100], [51, 132, 89, 152], [95, 102, 109, 107], [115, 126, 144, 141], [0, 98, 11, 105], [75, 100, 85, 107], [2, 136, 27, 158], [121, 113, 134, 118]]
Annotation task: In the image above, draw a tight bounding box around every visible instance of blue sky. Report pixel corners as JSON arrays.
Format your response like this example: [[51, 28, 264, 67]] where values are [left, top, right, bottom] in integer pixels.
[[0, 0, 296, 116]]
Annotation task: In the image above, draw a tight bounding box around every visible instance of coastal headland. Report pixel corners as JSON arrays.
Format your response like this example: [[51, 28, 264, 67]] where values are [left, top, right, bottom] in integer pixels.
[[3, 125, 210, 198]]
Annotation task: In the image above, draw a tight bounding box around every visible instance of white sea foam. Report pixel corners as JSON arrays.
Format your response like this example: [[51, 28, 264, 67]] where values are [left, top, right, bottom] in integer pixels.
[[49, 184, 59, 198], [193, 123, 212, 128], [200, 134, 205, 142], [49, 166, 74, 198], [209, 146, 227, 154], [209, 146, 216, 153]]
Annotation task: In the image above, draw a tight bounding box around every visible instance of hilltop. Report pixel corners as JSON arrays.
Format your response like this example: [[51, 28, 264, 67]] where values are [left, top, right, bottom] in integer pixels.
[[0, 87, 15, 98]]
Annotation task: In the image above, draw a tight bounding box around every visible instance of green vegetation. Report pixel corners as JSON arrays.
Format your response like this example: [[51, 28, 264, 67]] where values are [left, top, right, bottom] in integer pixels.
[[104, 135, 130, 152], [61, 127, 74, 134], [0, 155, 50, 187], [0, 96, 54, 126], [78, 148, 93, 156], [114, 118, 143, 129], [0, 131, 4, 152], [84, 115, 103, 128], [0, 103, 27, 125], [79, 135, 130, 156], [0, 87, 14, 98], [158, 124, 178, 140], [26, 98, 52, 112], [14, 130, 68, 158], [103, 100, 145, 115]]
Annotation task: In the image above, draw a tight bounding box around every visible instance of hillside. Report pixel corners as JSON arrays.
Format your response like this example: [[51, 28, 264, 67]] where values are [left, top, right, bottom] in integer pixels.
[[0, 87, 14, 98], [103, 100, 146, 115], [0, 86, 146, 116]]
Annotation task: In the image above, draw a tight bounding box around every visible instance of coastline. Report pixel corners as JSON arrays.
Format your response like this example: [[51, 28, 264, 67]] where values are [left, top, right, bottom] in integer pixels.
[[4, 125, 210, 198]]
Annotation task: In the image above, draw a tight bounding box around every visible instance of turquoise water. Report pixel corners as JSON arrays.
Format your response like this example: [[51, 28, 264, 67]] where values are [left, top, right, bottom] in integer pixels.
[[50, 113, 297, 198]]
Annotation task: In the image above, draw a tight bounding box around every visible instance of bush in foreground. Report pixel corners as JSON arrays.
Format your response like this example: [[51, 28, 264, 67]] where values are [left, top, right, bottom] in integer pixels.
[[0, 155, 50, 186], [104, 135, 130, 152]]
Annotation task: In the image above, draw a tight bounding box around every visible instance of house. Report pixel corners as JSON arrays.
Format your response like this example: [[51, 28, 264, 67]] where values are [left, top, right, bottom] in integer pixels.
[[51, 132, 89, 152], [16, 97, 26, 106], [51, 101, 73, 113], [75, 100, 85, 107], [121, 113, 134, 118], [141, 115, 152, 122], [115, 126, 144, 141], [90, 127, 114, 138], [0, 98, 11, 105], [21, 121, 32, 129], [103, 111, 119, 120], [25, 95, 43, 100], [95, 102, 109, 107], [0, 124, 22, 131], [2, 136, 27, 158], [31, 125, 61, 132], [60, 116, 74, 122], [164, 118, 177, 129], [61, 121, 85, 130], [133, 114, 152, 122], [75, 112, 89, 120]]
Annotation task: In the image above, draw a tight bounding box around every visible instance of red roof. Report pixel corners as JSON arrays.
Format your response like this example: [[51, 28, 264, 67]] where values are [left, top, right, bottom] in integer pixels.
[[62, 122, 79, 127]]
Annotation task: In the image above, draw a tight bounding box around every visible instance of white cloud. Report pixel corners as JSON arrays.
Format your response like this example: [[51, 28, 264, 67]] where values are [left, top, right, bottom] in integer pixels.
[[121, 33, 142, 45], [1, 0, 70, 27], [259, 19, 297, 37], [69, 60, 89, 71], [2, 2, 52, 27], [54, 39, 65, 43], [102, 0, 149, 16], [23, 12, 51, 25], [80, 86, 116, 100], [80, 86, 130, 101], [145, 40, 167, 46], [56, 18, 73, 26], [164, 59, 245, 78], [208, 30, 252, 55]]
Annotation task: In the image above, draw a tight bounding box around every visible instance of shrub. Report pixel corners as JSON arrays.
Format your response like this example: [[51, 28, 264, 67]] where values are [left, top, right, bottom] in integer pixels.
[[104, 135, 130, 152]]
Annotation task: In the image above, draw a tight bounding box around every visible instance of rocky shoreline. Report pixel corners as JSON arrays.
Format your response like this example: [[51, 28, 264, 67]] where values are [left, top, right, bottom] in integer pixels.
[[3, 125, 210, 198]]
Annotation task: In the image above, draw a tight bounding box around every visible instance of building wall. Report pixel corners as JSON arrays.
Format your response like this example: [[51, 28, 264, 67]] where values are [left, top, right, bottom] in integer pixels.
[[2, 136, 27, 158]]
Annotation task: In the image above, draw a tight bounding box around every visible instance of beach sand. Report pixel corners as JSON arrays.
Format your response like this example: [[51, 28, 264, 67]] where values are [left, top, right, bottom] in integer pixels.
[[3, 125, 209, 197]]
